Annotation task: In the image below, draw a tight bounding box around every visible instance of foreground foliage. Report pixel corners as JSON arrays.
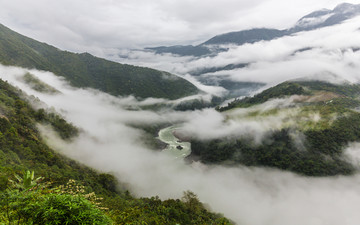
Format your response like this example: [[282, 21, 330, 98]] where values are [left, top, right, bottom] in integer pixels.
[[0, 190, 112, 224], [1, 174, 230, 225]]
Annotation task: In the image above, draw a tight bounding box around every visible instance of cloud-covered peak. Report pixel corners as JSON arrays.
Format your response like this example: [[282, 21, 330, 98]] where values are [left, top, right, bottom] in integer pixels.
[[333, 2, 360, 13], [293, 2, 360, 31]]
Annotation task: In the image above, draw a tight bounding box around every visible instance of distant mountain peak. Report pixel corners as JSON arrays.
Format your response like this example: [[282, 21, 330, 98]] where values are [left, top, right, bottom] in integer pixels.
[[289, 2, 360, 32], [333, 2, 358, 13], [295, 11, 334, 29], [146, 2, 360, 57], [302, 8, 332, 19]]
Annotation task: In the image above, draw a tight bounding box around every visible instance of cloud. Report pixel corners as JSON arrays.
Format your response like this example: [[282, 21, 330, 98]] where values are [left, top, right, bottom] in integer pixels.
[[2, 64, 360, 224], [178, 97, 302, 142], [0, 0, 358, 56], [1, 1, 360, 224], [120, 16, 360, 94], [344, 143, 360, 168], [2, 1, 360, 99]]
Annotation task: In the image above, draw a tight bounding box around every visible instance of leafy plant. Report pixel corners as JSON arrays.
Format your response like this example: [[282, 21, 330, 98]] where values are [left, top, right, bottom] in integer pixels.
[[9, 170, 43, 190]]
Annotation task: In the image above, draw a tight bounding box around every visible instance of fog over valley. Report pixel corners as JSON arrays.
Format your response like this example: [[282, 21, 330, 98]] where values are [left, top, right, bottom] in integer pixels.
[[1, 1, 360, 224], [0, 61, 360, 224]]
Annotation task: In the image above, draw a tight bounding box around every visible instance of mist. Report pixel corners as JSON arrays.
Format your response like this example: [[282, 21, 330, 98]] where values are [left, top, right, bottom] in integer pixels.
[[1, 0, 356, 54], [179, 97, 300, 141], [119, 16, 360, 95], [1, 64, 360, 224]]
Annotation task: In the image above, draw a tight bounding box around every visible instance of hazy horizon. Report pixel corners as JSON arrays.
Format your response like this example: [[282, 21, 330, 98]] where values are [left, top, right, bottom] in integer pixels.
[[0, 0, 358, 57]]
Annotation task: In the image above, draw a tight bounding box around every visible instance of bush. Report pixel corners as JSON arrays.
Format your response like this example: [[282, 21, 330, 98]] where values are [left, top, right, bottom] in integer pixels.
[[31, 193, 112, 225]]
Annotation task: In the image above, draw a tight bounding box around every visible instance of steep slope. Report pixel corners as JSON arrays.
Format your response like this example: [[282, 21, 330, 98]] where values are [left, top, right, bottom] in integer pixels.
[[0, 23, 198, 100], [147, 2, 360, 57], [188, 80, 360, 176], [0, 78, 231, 224]]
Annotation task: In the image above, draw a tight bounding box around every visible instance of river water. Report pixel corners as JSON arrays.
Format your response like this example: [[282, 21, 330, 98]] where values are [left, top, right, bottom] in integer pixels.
[[158, 125, 191, 159]]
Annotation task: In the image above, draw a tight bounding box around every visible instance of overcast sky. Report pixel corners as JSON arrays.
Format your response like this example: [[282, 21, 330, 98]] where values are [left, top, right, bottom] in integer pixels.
[[0, 0, 358, 55]]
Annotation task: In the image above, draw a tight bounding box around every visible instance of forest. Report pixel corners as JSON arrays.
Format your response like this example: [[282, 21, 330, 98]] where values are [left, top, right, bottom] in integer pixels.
[[190, 81, 360, 176], [0, 78, 231, 224], [0, 23, 198, 100]]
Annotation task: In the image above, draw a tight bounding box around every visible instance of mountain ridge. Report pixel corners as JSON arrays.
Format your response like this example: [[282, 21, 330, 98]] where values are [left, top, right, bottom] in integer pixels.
[[147, 2, 360, 57], [0, 23, 199, 100], [188, 79, 360, 176]]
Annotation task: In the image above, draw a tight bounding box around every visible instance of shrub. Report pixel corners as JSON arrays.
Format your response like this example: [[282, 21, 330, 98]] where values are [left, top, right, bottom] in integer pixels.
[[30, 193, 112, 225]]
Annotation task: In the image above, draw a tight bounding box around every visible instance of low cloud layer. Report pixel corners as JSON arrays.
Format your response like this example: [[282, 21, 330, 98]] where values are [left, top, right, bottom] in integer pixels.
[[1, 64, 360, 224], [121, 16, 360, 96], [179, 98, 298, 141]]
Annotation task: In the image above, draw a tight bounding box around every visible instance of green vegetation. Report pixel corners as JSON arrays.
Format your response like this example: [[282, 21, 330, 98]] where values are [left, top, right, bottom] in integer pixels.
[[190, 80, 360, 176], [35, 108, 79, 140], [0, 190, 112, 224], [0, 23, 198, 99], [191, 126, 354, 176], [0, 78, 231, 224], [1, 174, 230, 224], [174, 96, 223, 111], [295, 80, 360, 97], [22, 72, 59, 94], [219, 80, 360, 111], [0, 78, 112, 191], [219, 82, 306, 111], [1, 173, 112, 224], [107, 191, 231, 224]]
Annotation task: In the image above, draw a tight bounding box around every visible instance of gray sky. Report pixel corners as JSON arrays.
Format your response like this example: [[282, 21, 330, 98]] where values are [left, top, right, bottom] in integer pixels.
[[0, 0, 358, 55]]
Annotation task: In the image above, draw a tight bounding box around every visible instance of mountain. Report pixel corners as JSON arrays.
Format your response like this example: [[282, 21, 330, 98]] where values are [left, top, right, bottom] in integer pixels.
[[289, 3, 360, 32], [146, 28, 286, 57], [202, 28, 286, 46], [0, 23, 198, 100], [146, 45, 211, 57], [0, 78, 231, 224], [147, 3, 360, 57], [188, 79, 360, 176]]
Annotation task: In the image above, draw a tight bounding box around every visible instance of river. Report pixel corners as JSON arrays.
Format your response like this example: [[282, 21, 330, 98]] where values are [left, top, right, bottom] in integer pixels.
[[158, 125, 191, 159]]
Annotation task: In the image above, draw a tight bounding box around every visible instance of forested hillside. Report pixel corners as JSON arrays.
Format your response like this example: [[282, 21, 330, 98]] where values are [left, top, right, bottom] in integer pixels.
[[190, 80, 360, 176], [0, 23, 198, 100], [0, 78, 230, 224]]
